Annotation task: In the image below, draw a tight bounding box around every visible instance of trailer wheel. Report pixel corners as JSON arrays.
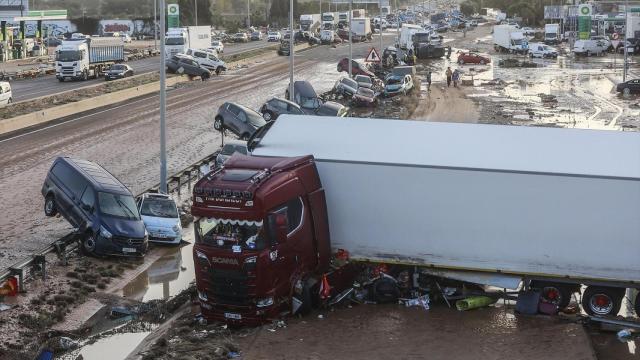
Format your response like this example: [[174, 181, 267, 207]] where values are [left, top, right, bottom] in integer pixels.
[[582, 286, 623, 316], [82, 70, 88, 81], [531, 281, 572, 310]]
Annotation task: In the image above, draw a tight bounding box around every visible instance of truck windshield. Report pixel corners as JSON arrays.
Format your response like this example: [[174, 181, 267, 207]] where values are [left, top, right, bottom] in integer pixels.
[[195, 218, 266, 250], [56, 50, 81, 62], [412, 34, 430, 42], [512, 39, 523, 45], [165, 37, 185, 45], [98, 192, 140, 220]]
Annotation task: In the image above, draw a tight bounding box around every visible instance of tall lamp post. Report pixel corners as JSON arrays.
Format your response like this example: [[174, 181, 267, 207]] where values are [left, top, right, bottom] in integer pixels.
[[159, 0, 167, 193], [289, 0, 294, 100]]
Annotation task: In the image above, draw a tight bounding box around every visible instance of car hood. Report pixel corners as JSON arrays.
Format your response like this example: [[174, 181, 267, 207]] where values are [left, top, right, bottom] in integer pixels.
[[102, 216, 146, 238], [385, 83, 403, 91], [141, 215, 180, 229]]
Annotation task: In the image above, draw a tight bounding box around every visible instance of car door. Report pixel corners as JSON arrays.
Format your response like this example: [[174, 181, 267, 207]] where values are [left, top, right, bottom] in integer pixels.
[[631, 80, 640, 92], [226, 104, 242, 134], [78, 185, 96, 228]]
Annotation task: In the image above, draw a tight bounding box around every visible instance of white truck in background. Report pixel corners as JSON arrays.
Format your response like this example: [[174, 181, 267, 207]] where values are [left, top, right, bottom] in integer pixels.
[[300, 14, 322, 32], [399, 23, 423, 50], [544, 23, 561, 45], [493, 24, 528, 54], [55, 37, 124, 82], [351, 18, 372, 42], [165, 26, 211, 58], [322, 12, 338, 30]]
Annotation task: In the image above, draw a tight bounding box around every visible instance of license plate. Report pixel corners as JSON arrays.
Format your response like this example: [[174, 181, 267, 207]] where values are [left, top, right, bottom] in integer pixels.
[[123, 247, 137, 253], [224, 312, 241, 320]]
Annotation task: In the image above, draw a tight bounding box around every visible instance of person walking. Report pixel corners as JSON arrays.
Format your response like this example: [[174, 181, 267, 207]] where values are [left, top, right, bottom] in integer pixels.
[[445, 67, 452, 87], [452, 69, 460, 88], [426, 71, 432, 90]]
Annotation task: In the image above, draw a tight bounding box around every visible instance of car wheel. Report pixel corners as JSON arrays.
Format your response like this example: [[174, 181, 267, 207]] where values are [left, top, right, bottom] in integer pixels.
[[337, 63, 343, 72], [81, 232, 97, 256], [214, 117, 224, 131], [480, 60, 486, 65], [262, 111, 274, 121], [7, 97, 12, 104], [216, 67, 222, 76], [177, 66, 185, 74], [44, 195, 57, 216], [623, 87, 631, 97], [201, 72, 210, 81], [458, 59, 464, 64], [58, 77, 65, 82]]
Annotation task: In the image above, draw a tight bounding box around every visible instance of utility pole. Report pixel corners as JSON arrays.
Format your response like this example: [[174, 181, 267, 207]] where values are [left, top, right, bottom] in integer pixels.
[[380, 0, 383, 55], [320, 0, 322, 16], [153, 0, 157, 50], [160, 0, 168, 194], [623, 0, 629, 82], [194, 0, 198, 26], [248, 0, 251, 28], [349, 0, 353, 77], [289, 0, 294, 101], [396, 0, 399, 45]]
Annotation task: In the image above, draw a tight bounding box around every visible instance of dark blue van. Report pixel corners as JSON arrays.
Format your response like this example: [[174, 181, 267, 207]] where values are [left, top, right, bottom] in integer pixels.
[[41, 157, 148, 257]]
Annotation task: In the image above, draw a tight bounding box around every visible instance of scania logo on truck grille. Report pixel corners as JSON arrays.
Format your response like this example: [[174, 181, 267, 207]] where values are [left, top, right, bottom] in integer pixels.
[[211, 257, 239, 265]]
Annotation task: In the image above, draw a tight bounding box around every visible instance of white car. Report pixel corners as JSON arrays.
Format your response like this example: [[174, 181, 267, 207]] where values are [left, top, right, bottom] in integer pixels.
[[528, 43, 558, 58], [267, 31, 282, 42], [120, 33, 132, 43], [138, 193, 182, 245], [185, 48, 227, 75], [0, 81, 12, 106], [573, 39, 608, 56], [210, 40, 224, 53]]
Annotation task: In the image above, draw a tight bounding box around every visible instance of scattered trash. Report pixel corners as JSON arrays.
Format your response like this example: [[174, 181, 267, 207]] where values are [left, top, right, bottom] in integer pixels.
[[617, 329, 634, 342], [515, 290, 541, 315], [228, 351, 241, 358], [110, 306, 138, 319], [538, 301, 558, 315], [538, 94, 558, 103], [402, 294, 430, 310], [498, 58, 540, 68], [0, 303, 12, 312], [58, 336, 79, 350], [0, 276, 18, 296], [456, 296, 496, 311], [195, 313, 208, 325], [36, 349, 54, 360]]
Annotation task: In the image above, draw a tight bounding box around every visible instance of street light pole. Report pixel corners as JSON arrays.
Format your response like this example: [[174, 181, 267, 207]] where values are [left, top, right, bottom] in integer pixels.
[[194, 0, 198, 26], [380, 0, 383, 55], [395, 0, 399, 45], [348, 0, 352, 77], [160, 0, 168, 194], [623, 0, 629, 82], [248, 0, 251, 28], [289, 0, 294, 100], [153, 0, 157, 50]]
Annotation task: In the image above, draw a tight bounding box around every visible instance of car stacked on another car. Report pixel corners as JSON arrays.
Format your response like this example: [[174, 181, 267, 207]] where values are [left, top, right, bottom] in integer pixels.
[[105, 64, 134, 81], [334, 77, 359, 97], [138, 193, 182, 245], [215, 140, 249, 167], [166, 54, 212, 80], [215, 102, 267, 140], [336, 58, 375, 77], [384, 74, 414, 97], [260, 97, 304, 121]]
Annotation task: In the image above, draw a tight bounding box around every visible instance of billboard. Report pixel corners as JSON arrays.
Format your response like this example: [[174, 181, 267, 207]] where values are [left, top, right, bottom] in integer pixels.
[[167, 3, 179, 28]]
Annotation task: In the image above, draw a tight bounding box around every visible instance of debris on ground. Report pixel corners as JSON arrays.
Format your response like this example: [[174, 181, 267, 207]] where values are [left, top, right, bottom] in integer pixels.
[[498, 58, 540, 68], [455, 296, 496, 311], [538, 94, 558, 103]]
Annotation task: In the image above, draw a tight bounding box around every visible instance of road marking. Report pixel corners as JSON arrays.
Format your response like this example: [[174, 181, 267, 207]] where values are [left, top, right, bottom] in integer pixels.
[[0, 96, 156, 144]]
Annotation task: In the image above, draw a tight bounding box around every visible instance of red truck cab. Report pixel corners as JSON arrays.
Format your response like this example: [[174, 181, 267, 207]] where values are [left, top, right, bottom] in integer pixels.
[[191, 154, 332, 325]]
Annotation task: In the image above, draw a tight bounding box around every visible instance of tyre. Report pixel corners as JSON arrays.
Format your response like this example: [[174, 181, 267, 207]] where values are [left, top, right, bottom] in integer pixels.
[[337, 64, 343, 72], [201, 72, 210, 81], [531, 281, 572, 310], [582, 286, 623, 316], [262, 111, 274, 121], [586, 50, 591, 57], [216, 67, 222, 76], [58, 78, 65, 82], [480, 60, 486, 65], [82, 71, 88, 81], [213, 116, 223, 131], [7, 97, 12, 104], [623, 87, 631, 97], [81, 232, 97, 256], [44, 195, 57, 216]]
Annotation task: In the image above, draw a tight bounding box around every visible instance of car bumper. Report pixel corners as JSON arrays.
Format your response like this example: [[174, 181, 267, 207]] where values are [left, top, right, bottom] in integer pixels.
[[95, 235, 148, 257], [147, 230, 182, 245], [106, 75, 125, 80]]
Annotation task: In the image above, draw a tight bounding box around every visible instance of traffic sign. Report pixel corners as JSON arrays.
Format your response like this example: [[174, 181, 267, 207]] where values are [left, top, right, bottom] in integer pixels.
[[611, 40, 621, 49], [612, 32, 619, 40], [365, 47, 381, 62]]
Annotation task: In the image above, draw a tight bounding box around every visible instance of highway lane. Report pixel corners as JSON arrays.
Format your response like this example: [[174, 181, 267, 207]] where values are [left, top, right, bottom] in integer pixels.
[[0, 33, 397, 268], [9, 39, 277, 102]]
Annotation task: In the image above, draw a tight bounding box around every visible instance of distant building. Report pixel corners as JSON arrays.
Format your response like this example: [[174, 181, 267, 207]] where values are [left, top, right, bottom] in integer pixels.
[[0, 0, 29, 21]]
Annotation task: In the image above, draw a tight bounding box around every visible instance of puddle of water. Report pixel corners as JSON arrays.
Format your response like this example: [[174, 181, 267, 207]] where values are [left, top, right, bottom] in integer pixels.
[[77, 332, 151, 360], [122, 223, 195, 302]]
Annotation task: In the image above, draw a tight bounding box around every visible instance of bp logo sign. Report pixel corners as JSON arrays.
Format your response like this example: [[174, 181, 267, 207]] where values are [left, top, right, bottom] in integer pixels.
[[168, 4, 179, 15], [579, 4, 591, 16]]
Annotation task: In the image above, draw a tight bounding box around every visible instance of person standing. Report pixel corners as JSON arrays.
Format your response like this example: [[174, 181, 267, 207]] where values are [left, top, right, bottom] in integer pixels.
[[426, 71, 432, 90], [452, 69, 460, 88], [445, 67, 452, 87]]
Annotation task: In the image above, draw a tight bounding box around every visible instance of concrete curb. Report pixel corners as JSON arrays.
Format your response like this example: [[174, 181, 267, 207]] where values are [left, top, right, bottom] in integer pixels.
[[0, 75, 190, 136]]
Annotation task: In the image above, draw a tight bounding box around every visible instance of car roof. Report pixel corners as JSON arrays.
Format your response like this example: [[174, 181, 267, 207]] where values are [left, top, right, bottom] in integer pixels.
[[57, 157, 131, 195], [293, 81, 317, 97], [269, 97, 300, 107], [141, 192, 172, 200]]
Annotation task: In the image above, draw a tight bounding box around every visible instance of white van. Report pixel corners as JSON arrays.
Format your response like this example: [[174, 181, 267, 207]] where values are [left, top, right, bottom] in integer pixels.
[[573, 39, 608, 57], [184, 48, 227, 75], [528, 42, 558, 58], [0, 81, 13, 106]]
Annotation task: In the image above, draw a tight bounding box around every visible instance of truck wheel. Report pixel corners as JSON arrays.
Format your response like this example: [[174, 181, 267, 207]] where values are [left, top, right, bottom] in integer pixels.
[[44, 195, 57, 216], [582, 286, 623, 316], [58, 78, 65, 82], [531, 281, 572, 310], [214, 117, 224, 131], [81, 232, 97, 256], [82, 71, 88, 81]]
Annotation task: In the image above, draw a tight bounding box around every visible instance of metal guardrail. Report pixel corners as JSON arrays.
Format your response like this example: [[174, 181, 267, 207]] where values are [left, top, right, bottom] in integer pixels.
[[0, 151, 219, 291]]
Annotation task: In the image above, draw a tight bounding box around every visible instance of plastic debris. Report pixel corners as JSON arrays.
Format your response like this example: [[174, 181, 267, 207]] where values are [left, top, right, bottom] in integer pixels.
[[456, 296, 497, 311], [0, 303, 13, 312], [59, 337, 79, 350], [618, 329, 633, 342], [317, 314, 324, 319], [110, 306, 137, 319], [403, 294, 430, 310], [228, 351, 241, 358]]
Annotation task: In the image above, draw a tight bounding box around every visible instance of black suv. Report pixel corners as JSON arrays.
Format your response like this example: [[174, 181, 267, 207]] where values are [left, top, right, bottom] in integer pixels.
[[214, 102, 267, 140], [166, 54, 211, 80], [42, 157, 148, 257], [259, 97, 304, 121]]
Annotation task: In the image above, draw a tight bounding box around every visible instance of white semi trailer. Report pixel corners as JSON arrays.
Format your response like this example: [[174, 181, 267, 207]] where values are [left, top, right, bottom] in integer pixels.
[[251, 116, 640, 317], [55, 37, 124, 81]]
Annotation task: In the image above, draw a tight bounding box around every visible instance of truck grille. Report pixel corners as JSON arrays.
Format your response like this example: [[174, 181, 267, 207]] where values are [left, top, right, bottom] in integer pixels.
[[211, 269, 249, 306], [61, 67, 74, 75], [112, 236, 145, 247]]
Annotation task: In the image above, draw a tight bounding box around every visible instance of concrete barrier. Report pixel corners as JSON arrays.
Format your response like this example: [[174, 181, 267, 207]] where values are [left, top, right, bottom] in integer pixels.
[[0, 76, 189, 137]]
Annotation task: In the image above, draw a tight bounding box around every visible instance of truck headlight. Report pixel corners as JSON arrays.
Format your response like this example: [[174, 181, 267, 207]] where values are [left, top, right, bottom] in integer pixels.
[[198, 290, 208, 301], [195, 196, 203, 203], [99, 225, 112, 239], [172, 224, 181, 233], [256, 297, 274, 308], [196, 250, 210, 266]]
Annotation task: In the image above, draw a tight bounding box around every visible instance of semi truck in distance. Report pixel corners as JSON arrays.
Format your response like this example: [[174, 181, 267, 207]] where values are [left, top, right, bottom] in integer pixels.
[[55, 37, 124, 81], [351, 18, 372, 42], [165, 26, 211, 58], [192, 116, 640, 325], [322, 12, 338, 29], [544, 23, 561, 45], [300, 14, 322, 32]]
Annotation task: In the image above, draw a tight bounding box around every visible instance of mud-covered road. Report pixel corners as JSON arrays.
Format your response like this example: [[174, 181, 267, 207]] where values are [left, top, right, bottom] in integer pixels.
[[0, 33, 397, 269]]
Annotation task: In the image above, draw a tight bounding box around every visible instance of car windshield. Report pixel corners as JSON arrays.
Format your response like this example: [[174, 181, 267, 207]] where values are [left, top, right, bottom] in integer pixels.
[[212, 41, 220, 46], [111, 65, 126, 70], [196, 218, 267, 250], [98, 192, 140, 220], [300, 96, 320, 110], [56, 50, 81, 62], [166, 37, 185, 45], [387, 78, 401, 85], [221, 144, 248, 156], [140, 198, 178, 218]]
